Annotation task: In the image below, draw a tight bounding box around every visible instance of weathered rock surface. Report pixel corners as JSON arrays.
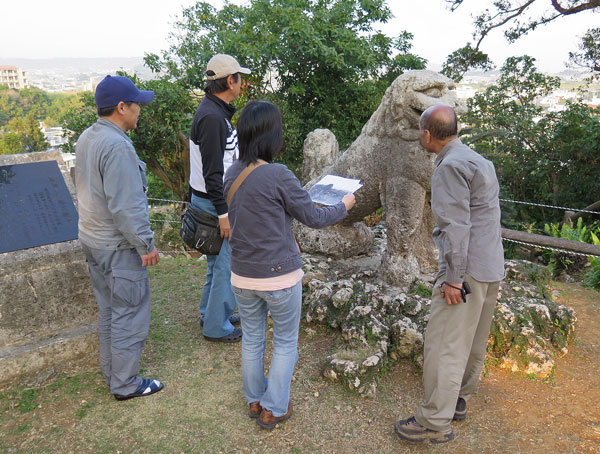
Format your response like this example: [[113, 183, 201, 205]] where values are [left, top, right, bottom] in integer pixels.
[[295, 70, 467, 285], [491, 260, 576, 378], [302, 129, 339, 183], [302, 224, 576, 396]]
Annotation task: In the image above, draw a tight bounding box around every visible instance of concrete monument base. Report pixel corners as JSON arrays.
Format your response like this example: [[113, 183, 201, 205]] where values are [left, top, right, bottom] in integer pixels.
[[0, 152, 98, 389]]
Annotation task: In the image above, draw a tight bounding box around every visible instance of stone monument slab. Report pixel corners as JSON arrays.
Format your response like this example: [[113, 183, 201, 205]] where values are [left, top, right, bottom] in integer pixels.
[[0, 151, 97, 389], [0, 161, 79, 253]]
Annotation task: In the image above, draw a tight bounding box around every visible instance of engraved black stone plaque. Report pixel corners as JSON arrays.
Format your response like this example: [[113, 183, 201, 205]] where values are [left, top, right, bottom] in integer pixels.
[[0, 161, 79, 253]]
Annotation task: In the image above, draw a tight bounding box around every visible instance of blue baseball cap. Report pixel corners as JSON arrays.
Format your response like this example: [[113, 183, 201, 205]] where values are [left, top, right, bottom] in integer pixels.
[[94, 75, 155, 108]]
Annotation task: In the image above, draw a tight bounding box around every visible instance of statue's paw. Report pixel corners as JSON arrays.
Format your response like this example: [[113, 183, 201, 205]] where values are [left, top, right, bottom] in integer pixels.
[[294, 222, 374, 259], [380, 253, 420, 286]]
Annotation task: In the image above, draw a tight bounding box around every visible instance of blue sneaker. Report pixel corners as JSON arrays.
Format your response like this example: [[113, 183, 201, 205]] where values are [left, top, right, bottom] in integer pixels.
[[114, 378, 164, 401]]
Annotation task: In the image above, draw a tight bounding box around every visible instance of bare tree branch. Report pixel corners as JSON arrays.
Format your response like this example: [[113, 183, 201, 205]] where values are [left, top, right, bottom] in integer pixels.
[[551, 0, 600, 15], [444, 0, 600, 80]]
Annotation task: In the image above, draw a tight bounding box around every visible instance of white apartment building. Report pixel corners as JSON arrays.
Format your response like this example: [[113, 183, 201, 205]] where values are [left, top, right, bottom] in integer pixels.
[[0, 65, 29, 89]]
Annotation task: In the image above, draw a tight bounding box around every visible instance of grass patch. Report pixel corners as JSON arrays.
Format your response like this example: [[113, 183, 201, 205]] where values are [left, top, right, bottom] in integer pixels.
[[2, 258, 597, 453], [144, 255, 207, 364], [408, 281, 432, 298], [75, 402, 95, 419], [17, 389, 39, 413]]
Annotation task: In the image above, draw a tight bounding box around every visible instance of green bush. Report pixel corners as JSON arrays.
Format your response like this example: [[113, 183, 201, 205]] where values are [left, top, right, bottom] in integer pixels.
[[584, 231, 600, 290], [542, 218, 589, 275]]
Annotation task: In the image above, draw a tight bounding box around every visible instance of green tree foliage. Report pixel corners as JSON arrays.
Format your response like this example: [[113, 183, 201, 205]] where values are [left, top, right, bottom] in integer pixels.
[[127, 74, 198, 201], [569, 27, 600, 77], [0, 132, 22, 155], [58, 92, 98, 153], [444, 0, 600, 80], [60, 74, 198, 201], [0, 86, 80, 155], [441, 43, 494, 82], [460, 56, 600, 223], [146, 0, 426, 168], [0, 112, 49, 153], [0, 87, 50, 124]]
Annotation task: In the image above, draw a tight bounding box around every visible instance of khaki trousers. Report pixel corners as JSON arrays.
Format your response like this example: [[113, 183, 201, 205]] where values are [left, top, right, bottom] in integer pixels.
[[415, 273, 501, 432]]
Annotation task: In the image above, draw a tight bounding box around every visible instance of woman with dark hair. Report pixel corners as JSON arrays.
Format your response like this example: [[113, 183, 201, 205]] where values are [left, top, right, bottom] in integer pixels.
[[224, 100, 355, 429]]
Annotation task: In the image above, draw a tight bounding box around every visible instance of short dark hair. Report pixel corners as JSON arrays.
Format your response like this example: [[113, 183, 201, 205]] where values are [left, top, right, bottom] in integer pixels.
[[237, 100, 284, 165], [204, 72, 240, 94], [420, 107, 458, 140], [97, 101, 134, 117]]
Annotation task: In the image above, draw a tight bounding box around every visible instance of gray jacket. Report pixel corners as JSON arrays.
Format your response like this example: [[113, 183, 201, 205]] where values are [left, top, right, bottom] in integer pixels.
[[431, 138, 504, 283], [224, 161, 347, 278], [75, 118, 154, 256]]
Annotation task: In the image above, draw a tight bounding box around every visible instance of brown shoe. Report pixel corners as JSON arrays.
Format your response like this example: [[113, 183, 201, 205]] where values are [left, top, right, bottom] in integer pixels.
[[257, 401, 293, 429], [248, 401, 263, 418], [394, 416, 454, 444]]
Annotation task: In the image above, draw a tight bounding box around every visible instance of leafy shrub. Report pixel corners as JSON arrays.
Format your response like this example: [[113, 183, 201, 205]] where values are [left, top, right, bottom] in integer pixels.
[[542, 218, 591, 275], [584, 231, 600, 290]]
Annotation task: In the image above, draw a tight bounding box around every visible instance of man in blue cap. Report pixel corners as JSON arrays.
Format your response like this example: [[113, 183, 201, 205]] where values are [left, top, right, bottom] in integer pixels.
[[76, 75, 164, 400]]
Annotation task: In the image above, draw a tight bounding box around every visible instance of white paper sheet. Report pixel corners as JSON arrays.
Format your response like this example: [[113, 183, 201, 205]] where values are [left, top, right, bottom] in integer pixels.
[[308, 175, 362, 205]]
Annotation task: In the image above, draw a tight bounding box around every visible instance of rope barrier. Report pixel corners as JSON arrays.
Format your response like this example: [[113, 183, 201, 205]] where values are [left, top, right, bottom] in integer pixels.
[[157, 249, 201, 255], [150, 218, 181, 224], [159, 240, 600, 259], [145, 197, 600, 259], [147, 197, 189, 205], [500, 198, 600, 216], [502, 238, 600, 259]]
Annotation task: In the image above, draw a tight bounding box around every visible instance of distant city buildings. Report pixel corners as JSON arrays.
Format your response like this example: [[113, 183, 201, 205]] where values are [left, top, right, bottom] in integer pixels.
[[0, 65, 29, 89], [0, 57, 150, 92], [454, 71, 600, 110], [42, 125, 68, 149]]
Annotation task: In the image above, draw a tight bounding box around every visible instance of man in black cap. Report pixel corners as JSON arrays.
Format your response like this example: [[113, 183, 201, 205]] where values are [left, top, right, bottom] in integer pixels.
[[189, 54, 251, 343], [76, 75, 164, 400]]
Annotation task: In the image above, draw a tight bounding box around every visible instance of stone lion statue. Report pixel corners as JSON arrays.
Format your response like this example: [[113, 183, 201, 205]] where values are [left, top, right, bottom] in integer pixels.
[[295, 70, 467, 285]]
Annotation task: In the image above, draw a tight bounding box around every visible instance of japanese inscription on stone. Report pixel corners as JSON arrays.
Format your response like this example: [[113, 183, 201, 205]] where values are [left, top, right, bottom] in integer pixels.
[[0, 161, 78, 253]]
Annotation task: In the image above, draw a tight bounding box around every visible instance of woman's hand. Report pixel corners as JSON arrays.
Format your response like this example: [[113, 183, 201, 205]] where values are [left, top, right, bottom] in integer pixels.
[[342, 194, 356, 211]]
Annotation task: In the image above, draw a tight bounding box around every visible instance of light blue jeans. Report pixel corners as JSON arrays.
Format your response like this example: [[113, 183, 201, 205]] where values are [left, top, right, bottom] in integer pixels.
[[233, 281, 302, 416], [190, 194, 237, 338]]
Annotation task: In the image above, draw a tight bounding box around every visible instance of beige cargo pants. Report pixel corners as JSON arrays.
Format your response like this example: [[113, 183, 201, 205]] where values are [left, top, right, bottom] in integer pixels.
[[415, 273, 501, 432]]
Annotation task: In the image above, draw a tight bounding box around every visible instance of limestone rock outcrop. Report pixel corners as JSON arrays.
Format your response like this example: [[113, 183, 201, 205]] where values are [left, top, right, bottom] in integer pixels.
[[302, 224, 576, 396]]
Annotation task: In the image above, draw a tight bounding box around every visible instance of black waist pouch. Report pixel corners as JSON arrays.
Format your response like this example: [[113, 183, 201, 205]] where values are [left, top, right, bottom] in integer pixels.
[[180, 205, 223, 255]]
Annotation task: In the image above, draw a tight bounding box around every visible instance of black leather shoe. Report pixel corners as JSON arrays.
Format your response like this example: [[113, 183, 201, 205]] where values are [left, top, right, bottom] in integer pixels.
[[204, 327, 242, 343], [200, 314, 241, 327], [453, 397, 467, 420]]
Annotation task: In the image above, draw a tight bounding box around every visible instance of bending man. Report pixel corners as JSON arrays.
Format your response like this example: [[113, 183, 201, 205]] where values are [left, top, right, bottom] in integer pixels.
[[395, 104, 504, 444]]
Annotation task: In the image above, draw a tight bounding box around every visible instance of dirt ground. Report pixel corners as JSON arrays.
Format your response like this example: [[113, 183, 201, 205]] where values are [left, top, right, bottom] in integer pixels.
[[1, 258, 599, 453]]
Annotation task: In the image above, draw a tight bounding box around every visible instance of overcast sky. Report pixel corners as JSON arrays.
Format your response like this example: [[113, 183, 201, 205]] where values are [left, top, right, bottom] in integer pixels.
[[1, 0, 598, 73]]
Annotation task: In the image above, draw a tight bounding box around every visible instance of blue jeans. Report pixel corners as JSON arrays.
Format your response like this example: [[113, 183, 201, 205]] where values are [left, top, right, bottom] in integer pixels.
[[233, 281, 302, 417], [190, 194, 237, 338]]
